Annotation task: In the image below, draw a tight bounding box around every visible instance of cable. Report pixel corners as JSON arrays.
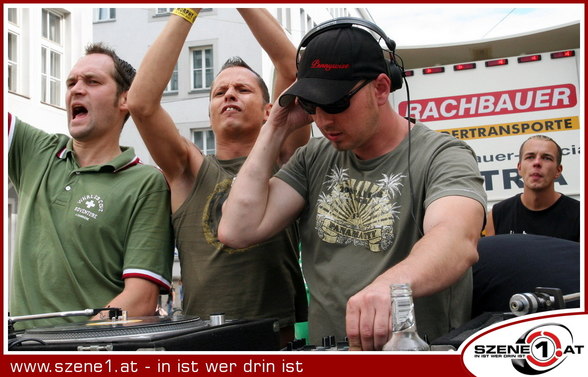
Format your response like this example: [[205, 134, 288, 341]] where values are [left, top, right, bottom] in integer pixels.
[[482, 8, 516, 38], [8, 337, 47, 350], [396, 53, 424, 238]]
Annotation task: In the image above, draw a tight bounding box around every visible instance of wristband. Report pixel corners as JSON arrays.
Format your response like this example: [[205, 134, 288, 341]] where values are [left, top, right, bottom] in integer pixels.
[[172, 8, 198, 24]]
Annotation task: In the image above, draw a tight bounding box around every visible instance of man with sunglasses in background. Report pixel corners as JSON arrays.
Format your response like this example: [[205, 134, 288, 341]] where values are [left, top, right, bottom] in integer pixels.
[[219, 21, 487, 350]]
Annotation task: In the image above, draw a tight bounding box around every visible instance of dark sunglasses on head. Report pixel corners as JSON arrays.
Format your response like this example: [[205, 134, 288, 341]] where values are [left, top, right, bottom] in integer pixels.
[[297, 79, 373, 115]]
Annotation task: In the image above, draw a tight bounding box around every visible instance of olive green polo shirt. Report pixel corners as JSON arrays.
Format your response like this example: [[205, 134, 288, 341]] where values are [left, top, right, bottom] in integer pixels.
[[8, 114, 174, 329]]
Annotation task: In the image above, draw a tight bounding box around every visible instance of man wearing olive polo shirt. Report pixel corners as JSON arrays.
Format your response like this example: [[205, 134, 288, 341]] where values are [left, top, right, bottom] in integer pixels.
[[8, 43, 174, 330]]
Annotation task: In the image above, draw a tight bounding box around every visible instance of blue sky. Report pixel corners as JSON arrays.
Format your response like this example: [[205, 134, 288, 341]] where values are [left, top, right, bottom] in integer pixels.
[[367, 4, 583, 46]]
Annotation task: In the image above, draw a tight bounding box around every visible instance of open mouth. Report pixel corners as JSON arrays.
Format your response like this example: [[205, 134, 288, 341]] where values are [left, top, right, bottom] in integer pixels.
[[72, 105, 88, 119], [222, 105, 241, 113]]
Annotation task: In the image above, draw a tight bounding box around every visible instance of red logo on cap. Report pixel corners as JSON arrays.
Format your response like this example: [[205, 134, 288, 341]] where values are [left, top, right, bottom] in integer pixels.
[[311, 59, 350, 71]]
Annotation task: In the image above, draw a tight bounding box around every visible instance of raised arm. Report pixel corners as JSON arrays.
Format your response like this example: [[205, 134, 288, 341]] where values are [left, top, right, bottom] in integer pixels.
[[238, 8, 296, 100], [218, 97, 311, 248], [127, 9, 203, 210], [238, 8, 310, 164], [345, 195, 484, 351]]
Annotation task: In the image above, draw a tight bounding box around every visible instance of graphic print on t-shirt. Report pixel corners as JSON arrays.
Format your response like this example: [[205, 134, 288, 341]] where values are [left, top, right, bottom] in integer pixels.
[[315, 166, 405, 252], [202, 177, 252, 253]]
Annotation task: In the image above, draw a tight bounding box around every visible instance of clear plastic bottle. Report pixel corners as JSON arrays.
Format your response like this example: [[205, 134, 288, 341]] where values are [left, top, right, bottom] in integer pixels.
[[382, 283, 430, 351]]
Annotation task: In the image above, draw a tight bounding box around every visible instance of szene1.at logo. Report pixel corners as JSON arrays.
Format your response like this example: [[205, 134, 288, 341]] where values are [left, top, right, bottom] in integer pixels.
[[473, 323, 584, 374], [511, 323, 583, 374]]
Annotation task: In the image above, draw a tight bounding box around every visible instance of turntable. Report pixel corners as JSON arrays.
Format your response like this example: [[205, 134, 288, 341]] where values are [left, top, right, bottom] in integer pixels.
[[8, 309, 280, 351]]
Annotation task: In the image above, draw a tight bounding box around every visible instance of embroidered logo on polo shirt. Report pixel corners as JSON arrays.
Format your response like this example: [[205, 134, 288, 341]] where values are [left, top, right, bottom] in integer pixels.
[[74, 194, 104, 221]]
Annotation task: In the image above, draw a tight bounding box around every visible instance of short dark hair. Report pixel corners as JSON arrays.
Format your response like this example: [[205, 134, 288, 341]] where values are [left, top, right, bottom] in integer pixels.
[[84, 42, 136, 123], [85, 42, 135, 97], [213, 56, 270, 104], [519, 135, 563, 165]]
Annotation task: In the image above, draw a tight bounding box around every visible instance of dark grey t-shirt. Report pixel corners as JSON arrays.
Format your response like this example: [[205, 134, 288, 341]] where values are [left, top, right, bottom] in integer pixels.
[[276, 123, 487, 344]]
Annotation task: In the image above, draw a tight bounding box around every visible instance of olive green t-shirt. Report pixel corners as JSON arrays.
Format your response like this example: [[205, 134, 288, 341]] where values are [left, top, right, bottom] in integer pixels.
[[276, 123, 487, 344], [172, 156, 308, 327]]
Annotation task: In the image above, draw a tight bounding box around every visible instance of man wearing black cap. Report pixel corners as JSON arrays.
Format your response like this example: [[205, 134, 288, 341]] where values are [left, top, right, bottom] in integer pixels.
[[219, 20, 487, 350]]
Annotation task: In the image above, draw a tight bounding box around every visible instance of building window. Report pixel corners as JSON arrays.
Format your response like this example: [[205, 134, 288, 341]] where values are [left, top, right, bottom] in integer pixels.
[[307, 16, 315, 33], [8, 32, 18, 92], [298, 11, 314, 36], [300, 9, 306, 35], [94, 8, 116, 22], [155, 8, 212, 15], [329, 8, 350, 19], [165, 63, 179, 93], [7, 9, 20, 93], [191, 47, 213, 90], [42, 9, 62, 44], [156, 8, 174, 15], [8, 8, 18, 23], [276, 8, 291, 32], [41, 9, 64, 107], [41, 47, 62, 106], [285, 8, 292, 33], [192, 129, 215, 155]]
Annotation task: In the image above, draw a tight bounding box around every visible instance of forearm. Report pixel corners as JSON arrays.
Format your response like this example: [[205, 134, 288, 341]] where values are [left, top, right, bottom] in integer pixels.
[[377, 224, 479, 298], [383, 197, 482, 296], [219, 122, 290, 248], [238, 8, 297, 99], [238, 8, 309, 162], [92, 278, 160, 319], [128, 11, 197, 116], [279, 126, 311, 165], [128, 9, 204, 184]]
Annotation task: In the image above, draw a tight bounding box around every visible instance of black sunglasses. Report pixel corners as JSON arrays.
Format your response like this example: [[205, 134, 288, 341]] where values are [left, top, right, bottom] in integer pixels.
[[297, 79, 373, 115]]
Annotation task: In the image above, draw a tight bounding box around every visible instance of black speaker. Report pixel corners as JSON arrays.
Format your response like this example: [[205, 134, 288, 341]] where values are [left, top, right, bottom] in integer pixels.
[[297, 17, 404, 92]]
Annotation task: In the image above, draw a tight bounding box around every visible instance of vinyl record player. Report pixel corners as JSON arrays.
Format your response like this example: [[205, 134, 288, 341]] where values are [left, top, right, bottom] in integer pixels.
[[8, 311, 280, 351]]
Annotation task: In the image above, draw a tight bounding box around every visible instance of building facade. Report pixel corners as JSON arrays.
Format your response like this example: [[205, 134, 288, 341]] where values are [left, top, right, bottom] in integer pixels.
[[92, 7, 372, 164]]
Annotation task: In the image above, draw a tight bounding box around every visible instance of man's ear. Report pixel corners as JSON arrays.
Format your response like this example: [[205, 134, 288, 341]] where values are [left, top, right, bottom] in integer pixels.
[[263, 102, 272, 123], [555, 164, 563, 179], [119, 91, 129, 111], [374, 73, 392, 105]]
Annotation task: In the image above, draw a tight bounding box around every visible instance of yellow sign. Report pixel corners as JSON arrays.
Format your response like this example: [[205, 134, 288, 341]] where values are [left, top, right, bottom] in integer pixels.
[[437, 116, 580, 140]]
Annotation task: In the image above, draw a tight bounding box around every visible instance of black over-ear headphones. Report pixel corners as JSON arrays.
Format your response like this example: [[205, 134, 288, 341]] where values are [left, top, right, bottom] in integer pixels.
[[297, 17, 404, 92]]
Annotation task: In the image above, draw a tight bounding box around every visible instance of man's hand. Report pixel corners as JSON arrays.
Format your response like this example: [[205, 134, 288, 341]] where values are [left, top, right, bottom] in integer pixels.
[[266, 94, 313, 136], [345, 279, 393, 351]]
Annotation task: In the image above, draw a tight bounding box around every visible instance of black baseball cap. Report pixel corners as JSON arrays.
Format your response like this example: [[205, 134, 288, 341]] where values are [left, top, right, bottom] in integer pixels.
[[279, 26, 388, 107]]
